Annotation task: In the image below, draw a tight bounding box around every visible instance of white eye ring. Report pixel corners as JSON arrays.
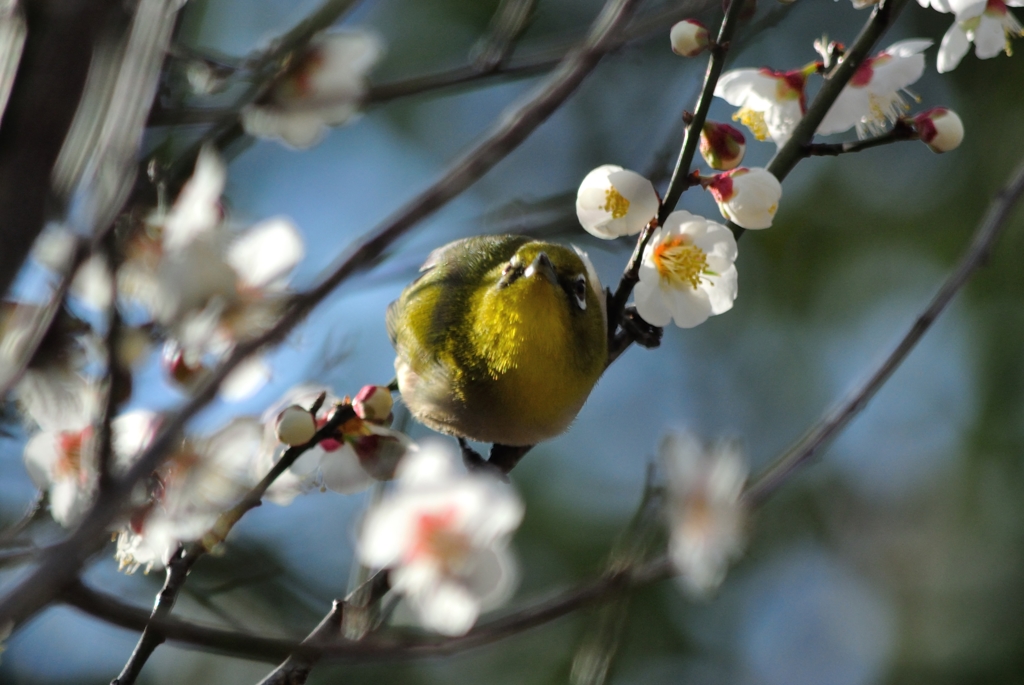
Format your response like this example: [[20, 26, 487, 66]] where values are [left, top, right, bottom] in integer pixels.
[[573, 275, 587, 311]]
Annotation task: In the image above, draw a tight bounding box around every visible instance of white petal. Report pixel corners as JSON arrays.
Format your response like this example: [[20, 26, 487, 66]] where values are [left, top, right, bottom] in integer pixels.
[[23, 432, 59, 487], [704, 265, 738, 316], [320, 443, 374, 494], [972, 14, 1006, 58], [937, 22, 971, 72], [714, 70, 777, 108], [667, 286, 712, 329], [633, 274, 673, 327], [227, 218, 304, 291], [949, 0, 987, 17], [219, 356, 272, 402], [413, 579, 480, 636], [817, 89, 870, 135], [163, 147, 225, 252]]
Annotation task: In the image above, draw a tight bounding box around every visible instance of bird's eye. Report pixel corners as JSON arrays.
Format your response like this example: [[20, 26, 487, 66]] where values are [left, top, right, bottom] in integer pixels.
[[572, 275, 587, 310]]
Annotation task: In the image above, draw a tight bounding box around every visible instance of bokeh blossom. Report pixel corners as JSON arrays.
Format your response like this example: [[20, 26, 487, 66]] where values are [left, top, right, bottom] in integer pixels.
[[358, 441, 523, 636], [660, 432, 748, 596]]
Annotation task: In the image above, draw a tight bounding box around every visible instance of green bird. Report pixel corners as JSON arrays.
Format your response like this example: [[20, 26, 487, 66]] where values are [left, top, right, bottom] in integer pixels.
[[387, 235, 608, 469]]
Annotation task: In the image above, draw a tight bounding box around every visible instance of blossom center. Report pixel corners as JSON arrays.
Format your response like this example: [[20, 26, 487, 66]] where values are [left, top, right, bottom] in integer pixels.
[[732, 107, 768, 141], [411, 508, 471, 572], [652, 236, 710, 290], [602, 187, 631, 219], [55, 427, 93, 479]]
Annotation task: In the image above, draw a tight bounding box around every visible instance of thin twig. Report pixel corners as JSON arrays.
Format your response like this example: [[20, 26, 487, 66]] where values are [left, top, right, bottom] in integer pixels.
[[62, 556, 674, 664], [766, 0, 911, 183], [109, 404, 357, 685], [606, 0, 748, 348], [744, 153, 1024, 507], [803, 119, 916, 157], [257, 601, 344, 685], [0, 0, 641, 634]]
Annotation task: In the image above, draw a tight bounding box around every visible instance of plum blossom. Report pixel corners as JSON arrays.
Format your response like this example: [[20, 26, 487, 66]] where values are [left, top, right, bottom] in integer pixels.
[[358, 441, 523, 636], [670, 19, 709, 57], [817, 39, 932, 139], [576, 165, 660, 239], [660, 432, 747, 596], [913, 107, 965, 152], [116, 417, 264, 573], [634, 211, 738, 329], [705, 167, 782, 230], [22, 384, 102, 527], [242, 30, 383, 148], [934, 0, 1024, 72], [259, 385, 410, 503], [714, 66, 813, 146]]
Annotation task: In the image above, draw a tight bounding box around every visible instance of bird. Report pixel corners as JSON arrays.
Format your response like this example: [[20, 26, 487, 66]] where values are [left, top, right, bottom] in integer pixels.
[[386, 235, 608, 471]]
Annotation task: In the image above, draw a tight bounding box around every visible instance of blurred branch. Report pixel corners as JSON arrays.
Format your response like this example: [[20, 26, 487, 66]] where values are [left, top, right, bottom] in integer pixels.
[[0, 0, 119, 299], [470, 0, 537, 72], [744, 152, 1024, 507], [149, 0, 720, 126], [0, 0, 639, 639], [62, 555, 674, 664], [0, 490, 46, 544], [110, 402, 356, 685], [257, 601, 344, 685]]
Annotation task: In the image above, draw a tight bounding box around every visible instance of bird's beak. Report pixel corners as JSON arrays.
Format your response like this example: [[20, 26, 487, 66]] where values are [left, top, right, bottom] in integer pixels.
[[524, 252, 557, 284]]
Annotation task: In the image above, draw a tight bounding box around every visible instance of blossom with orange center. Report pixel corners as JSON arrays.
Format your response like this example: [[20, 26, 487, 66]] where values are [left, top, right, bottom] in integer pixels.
[[635, 211, 738, 329]]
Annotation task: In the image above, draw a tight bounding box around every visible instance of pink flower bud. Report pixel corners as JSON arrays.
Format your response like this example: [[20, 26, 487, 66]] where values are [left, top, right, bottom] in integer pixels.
[[670, 19, 710, 57], [353, 385, 394, 422], [699, 122, 746, 171], [276, 405, 318, 446], [913, 107, 963, 154]]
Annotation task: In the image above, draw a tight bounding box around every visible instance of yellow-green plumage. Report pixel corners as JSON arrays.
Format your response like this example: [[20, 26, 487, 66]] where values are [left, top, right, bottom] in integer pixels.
[[387, 235, 607, 446]]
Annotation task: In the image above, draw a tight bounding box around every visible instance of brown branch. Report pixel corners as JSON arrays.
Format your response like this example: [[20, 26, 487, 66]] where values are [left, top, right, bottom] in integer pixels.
[[109, 403, 356, 685], [61, 556, 674, 664], [744, 152, 1024, 507], [0, 0, 642, 634], [802, 119, 917, 157]]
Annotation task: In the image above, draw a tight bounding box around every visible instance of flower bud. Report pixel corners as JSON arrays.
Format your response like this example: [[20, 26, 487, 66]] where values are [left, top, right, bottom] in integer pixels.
[[706, 167, 782, 230], [913, 107, 963, 153], [353, 384, 393, 422], [351, 427, 413, 481], [163, 344, 205, 389], [670, 20, 710, 57], [699, 122, 746, 171], [276, 405, 318, 446], [576, 165, 660, 239]]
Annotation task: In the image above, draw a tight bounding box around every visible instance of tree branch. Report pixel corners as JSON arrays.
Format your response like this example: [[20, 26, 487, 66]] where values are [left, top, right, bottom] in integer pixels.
[[744, 152, 1024, 507], [0, 0, 642, 634]]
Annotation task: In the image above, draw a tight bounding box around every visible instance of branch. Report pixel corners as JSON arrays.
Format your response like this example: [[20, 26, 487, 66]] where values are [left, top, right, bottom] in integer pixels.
[[606, 0, 748, 348], [744, 152, 1024, 507], [766, 0, 911, 183], [802, 119, 917, 156], [110, 403, 357, 685], [0, 0, 642, 633], [61, 556, 674, 664]]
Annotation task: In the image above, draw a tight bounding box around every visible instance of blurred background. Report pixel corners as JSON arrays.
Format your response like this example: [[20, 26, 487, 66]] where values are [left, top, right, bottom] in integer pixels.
[[2, 0, 1024, 682]]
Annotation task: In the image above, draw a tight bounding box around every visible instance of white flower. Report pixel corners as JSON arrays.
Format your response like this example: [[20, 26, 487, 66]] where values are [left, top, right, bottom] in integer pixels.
[[576, 165, 660, 239], [241, 30, 383, 149], [817, 39, 932, 139], [660, 432, 747, 596], [634, 211, 738, 329], [706, 167, 782, 230], [116, 418, 263, 573], [161, 146, 226, 252], [913, 107, 965, 152], [714, 67, 811, 146], [936, 0, 1024, 72], [670, 19, 709, 57], [358, 441, 523, 636]]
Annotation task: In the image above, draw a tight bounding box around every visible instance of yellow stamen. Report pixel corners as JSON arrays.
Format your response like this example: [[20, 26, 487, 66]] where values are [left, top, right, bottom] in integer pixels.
[[652, 235, 710, 290], [602, 187, 630, 219], [732, 107, 769, 142]]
